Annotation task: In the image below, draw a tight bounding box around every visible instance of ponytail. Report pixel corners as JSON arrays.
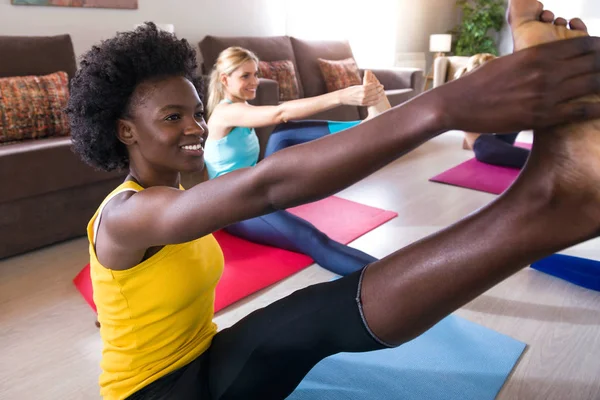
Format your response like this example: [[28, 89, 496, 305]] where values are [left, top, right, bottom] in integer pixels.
[[206, 68, 224, 120]]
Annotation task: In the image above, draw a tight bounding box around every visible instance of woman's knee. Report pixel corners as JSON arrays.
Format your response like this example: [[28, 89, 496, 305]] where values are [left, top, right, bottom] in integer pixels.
[[265, 136, 295, 156], [300, 227, 331, 248], [473, 136, 495, 161]]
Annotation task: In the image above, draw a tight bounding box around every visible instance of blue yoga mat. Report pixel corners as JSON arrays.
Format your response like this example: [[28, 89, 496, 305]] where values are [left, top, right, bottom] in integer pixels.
[[288, 314, 526, 400], [531, 253, 600, 292]]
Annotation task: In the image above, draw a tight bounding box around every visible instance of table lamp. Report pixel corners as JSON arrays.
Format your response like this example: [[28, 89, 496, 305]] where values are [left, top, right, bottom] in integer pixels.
[[429, 34, 452, 59]]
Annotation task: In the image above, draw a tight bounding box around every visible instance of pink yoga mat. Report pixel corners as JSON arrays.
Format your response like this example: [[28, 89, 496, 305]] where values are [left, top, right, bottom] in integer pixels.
[[73, 196, 397, 313], [429, 143, 531, 195]]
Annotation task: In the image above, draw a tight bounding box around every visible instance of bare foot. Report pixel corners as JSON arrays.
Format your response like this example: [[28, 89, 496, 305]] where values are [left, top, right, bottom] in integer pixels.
[[364, 70, 392, 121], [509, 0, 600, 206], [509, 0, 587, 51]]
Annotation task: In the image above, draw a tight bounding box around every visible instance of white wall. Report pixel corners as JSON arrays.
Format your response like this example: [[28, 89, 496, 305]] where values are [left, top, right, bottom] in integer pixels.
[[284, 0, 398, 68], [396, 0, 459, 71], [283, 0, 459, 71], [13, 0, 598, 74], [0, 0, 464, 74], [0, 0, 286, 63]]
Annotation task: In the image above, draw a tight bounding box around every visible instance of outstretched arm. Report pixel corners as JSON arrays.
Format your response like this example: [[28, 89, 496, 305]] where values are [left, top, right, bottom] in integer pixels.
[[112, 37, 600, 252], [210, 83, 384, 130]]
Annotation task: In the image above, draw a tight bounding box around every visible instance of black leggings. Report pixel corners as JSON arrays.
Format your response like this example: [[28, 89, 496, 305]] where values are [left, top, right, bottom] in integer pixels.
[[128, 268, 388, 400], [472, 133, 530, 169]]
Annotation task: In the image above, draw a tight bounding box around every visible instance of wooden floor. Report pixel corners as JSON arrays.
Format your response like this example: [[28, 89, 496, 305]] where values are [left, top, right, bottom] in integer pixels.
[[1, 131, 599, 400]]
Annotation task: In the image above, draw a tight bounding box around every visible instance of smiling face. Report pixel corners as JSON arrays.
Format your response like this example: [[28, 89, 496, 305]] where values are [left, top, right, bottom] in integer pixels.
[[118, 76, 209, 178], [222, 59, 259, 101]]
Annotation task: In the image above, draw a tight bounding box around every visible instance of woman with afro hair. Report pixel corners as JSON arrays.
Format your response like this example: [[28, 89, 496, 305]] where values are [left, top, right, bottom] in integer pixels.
[[67, 6, 600, 399]]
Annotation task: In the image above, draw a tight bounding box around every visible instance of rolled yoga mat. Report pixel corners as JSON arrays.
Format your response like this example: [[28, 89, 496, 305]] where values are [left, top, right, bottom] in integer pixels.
[[531, 253, 600, 292], [429, 143, 531, 195], [289, 314, 526, 400], [73, 195, 398, 312]]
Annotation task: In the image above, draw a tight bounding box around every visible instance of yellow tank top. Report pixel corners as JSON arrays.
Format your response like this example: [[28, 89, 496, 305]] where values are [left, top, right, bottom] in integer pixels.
[[87, 181, 224, 399]]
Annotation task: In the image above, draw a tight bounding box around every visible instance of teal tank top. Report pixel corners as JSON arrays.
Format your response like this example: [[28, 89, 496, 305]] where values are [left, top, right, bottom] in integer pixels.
[[204, 100, 260, 179]]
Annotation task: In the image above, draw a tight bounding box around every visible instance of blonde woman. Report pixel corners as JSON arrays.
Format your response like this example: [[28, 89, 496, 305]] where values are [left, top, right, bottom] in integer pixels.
[[203, 46, 391, 276], [206, 47, 391, 158], [455, 53, 530, 168]]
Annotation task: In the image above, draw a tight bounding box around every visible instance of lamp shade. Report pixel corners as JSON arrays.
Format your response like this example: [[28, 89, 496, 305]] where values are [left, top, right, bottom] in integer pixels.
[[429, 34, 452, 52]]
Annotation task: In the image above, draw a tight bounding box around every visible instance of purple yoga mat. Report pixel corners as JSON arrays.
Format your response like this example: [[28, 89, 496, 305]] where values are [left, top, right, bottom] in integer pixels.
[[429, 143, 532, 195]]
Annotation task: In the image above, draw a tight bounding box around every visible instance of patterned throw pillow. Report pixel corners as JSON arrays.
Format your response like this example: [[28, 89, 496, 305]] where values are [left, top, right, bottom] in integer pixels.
[[258, 60, 300, 102], [0, 71, 70, 144], [317, 57, 362, 92]]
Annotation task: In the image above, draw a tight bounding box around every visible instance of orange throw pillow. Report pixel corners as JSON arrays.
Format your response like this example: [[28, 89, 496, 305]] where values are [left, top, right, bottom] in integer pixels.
[[0, 71, 70, 144], [258, 60, 300, 102], [317, 57, 361, 92]]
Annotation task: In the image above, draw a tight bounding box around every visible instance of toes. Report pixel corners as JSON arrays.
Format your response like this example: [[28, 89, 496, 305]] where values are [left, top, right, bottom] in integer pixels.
[[554, 17, 568, 27], [540, 10, 555, 23], [508, 0, 544, 27], [569, 18, 589, 33]]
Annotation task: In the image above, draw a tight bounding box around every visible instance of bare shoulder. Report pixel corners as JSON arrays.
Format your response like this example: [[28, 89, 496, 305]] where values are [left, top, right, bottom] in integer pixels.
[[94, 186, 181, 270], [208, 102, 247, 138], [94, 189, 143, 270]]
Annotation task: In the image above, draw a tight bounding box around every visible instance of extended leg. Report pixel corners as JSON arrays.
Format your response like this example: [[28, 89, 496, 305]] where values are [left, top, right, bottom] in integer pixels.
[[225, 210, 377, 275], [360, 0, 600, 345], [264, 120, 360, 157], [473, 133, 530, 168]]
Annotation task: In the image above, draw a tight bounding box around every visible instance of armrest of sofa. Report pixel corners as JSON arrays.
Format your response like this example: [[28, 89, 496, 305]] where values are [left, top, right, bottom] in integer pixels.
[[364, 68, 424, 95], [249, 78, 280, 106], [433, 57, 450, 88], [433, 56, 470, 88], [0, 137, 124, 203]]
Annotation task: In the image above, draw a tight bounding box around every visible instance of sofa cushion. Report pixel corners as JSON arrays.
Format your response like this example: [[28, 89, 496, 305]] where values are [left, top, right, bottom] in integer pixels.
[[0, 34, 76, 81], [318, 57, 362, 92], [0, 71, 70, 144], [199, 35, 304, 98], [258, 60, 300, 101], [291, 38, 355, 98]]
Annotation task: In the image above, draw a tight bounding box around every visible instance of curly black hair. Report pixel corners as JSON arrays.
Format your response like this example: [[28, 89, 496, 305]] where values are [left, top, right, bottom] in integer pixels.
[[66, 22, 203, 171]]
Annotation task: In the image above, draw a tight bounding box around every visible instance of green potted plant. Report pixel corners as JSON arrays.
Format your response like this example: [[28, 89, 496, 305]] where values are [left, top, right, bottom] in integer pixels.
[[451, 0, 506, 56]]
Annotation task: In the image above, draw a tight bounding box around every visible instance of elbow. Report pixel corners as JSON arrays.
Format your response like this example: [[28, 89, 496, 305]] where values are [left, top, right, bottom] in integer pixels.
[[274, 104, 288, 125], [252, 157, 284, 211]]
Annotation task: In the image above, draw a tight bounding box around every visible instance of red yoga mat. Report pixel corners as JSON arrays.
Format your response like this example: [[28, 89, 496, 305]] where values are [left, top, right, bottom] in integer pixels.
[[73, 196, 397, 313], [429, 143, 532, 195]]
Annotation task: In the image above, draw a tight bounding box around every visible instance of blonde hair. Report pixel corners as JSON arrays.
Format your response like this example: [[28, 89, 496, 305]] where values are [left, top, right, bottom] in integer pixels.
[[206, 46, 259, 119], [454, 53, 497, 80]]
